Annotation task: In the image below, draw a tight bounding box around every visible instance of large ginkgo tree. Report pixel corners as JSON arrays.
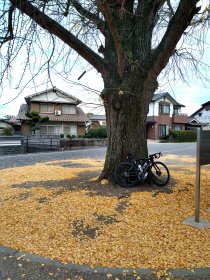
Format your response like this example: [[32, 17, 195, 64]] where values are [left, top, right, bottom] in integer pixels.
[[0, 0, 209, 180]]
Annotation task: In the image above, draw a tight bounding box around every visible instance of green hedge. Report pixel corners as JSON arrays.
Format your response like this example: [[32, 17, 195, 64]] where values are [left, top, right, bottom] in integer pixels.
[[2, 127, 14, 136], [169, 130, 197, 142], [85, 127, 107, 138]]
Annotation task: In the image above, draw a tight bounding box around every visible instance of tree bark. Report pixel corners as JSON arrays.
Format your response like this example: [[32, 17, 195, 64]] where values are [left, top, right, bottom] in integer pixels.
[[99, 71, 158, 181]]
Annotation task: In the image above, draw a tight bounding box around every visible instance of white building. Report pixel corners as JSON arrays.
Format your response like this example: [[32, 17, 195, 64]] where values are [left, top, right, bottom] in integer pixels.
[[190, 101, 210, 130]]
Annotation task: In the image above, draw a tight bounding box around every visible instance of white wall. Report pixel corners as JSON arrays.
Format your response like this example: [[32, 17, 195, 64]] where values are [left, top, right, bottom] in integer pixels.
[[31, 91, 77, 104], [148, 97, 174, 117], [193, 108, 210, 124]]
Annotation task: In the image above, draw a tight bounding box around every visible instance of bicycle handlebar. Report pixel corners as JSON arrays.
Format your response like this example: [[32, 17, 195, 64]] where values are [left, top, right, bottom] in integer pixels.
[[126, 152, 163, 161], [149, 152, 162, 159]]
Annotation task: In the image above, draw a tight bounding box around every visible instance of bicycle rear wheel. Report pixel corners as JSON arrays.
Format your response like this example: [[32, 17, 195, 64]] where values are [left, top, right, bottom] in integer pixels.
[[114, 162, 138, 187], [149, 162, 170, 186]]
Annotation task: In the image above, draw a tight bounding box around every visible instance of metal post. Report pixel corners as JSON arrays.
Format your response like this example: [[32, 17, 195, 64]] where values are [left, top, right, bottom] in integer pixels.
[[26, 138, 29, 153], [195, 129, 201, 222]]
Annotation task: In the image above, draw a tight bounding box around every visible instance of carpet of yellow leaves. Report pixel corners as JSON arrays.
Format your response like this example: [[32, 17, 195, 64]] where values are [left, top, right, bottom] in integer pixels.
[[0, 157, 209, 270]]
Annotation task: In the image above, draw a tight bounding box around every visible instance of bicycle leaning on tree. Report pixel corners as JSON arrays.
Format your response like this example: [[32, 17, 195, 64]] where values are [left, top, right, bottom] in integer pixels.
[[114, 152, 170, 188]]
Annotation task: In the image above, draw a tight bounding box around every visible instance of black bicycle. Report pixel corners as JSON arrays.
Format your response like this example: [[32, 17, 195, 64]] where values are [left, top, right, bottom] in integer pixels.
[[114, 152, 170, 187]]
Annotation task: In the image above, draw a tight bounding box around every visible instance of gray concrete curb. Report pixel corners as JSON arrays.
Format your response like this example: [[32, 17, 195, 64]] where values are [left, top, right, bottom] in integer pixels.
[[1, 245, 210, 278]]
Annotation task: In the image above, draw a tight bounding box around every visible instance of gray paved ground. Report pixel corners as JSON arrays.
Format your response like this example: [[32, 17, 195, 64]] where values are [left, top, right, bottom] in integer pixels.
[[0, 142, 197, 170], [0, 147, 106, 170]]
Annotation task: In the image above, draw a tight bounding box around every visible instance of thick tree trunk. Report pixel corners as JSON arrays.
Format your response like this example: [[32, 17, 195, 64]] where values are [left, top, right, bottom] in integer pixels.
[[99, 74, 158, 181]]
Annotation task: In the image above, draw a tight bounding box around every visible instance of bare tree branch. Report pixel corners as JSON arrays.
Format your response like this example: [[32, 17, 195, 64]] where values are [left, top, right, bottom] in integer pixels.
[[70, 0, 107, 36], [152, 0, 200, 76], [9, 0, 109, 77], [0, 5, 14, 46], [166, 0, 174, 18], [99, 0, 125, 78]]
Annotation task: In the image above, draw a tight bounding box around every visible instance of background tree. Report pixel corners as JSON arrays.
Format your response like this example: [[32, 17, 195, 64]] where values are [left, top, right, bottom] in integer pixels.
[[25, 112, 49, 134], [0, 0, 210, 180]]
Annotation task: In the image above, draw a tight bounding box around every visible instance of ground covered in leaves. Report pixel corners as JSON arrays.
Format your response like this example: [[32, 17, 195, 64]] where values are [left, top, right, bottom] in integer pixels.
[[0, 156, 209, 270]]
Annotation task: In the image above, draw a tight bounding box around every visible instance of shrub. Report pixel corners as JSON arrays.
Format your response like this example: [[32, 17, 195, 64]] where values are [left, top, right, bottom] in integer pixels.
[[85, 127, 107, 138], [2, 127, 14, 136], [158, 135, 169, 142], [60, 133, 64, 138], [66, 134, 71, 138], [169, 130, 197, 142]]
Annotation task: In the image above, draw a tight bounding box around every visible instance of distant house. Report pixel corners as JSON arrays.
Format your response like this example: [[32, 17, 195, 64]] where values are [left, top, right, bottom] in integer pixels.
[[87, 115, 106, 130], [0, 117, 21, 135], [0, 119, 14, 135], [190, 101, 210, 130], [147, 92, 188, 140], [17, 88, 89, 136]]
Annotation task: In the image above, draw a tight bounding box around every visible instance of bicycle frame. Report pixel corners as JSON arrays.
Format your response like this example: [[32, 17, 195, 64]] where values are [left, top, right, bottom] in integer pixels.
[[114, 152, 170, 187], [127, 152, 163, 182]]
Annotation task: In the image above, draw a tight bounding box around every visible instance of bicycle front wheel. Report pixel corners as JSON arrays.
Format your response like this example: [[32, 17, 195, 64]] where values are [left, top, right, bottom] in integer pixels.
[[114, 162, 138, 187], [149, 162, 170, 187]]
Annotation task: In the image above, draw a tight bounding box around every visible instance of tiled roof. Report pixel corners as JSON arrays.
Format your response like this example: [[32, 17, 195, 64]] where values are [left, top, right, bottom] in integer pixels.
[[152, 92, 167, 101], [89, 115, 106, 121], [202, 100, 210, 107], [152, 92, 185, 107], [17, 104, 89, 123], [17, 104, 28, 120], [191, 100, 210, 117]]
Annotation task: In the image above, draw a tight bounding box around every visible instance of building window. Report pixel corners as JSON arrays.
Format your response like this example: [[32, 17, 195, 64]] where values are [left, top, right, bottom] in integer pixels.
[[39, 125, 61, 135], [39, 124, 77, 136], [62, 105, 76, 114], [40, 103, 54, 113], [159, 125, 169, 136], [159, 103, 170, 114], [63, 125, 71, 135], [70, 124, 77, 137], [39, 126, 47, 135], [173, 107, 179, 115], [172, 125, 183, 131], [47, 126, 53, 135]]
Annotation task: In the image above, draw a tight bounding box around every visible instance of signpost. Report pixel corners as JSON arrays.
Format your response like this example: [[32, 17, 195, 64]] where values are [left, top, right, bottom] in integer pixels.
[[195, 129, 210, 222]]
